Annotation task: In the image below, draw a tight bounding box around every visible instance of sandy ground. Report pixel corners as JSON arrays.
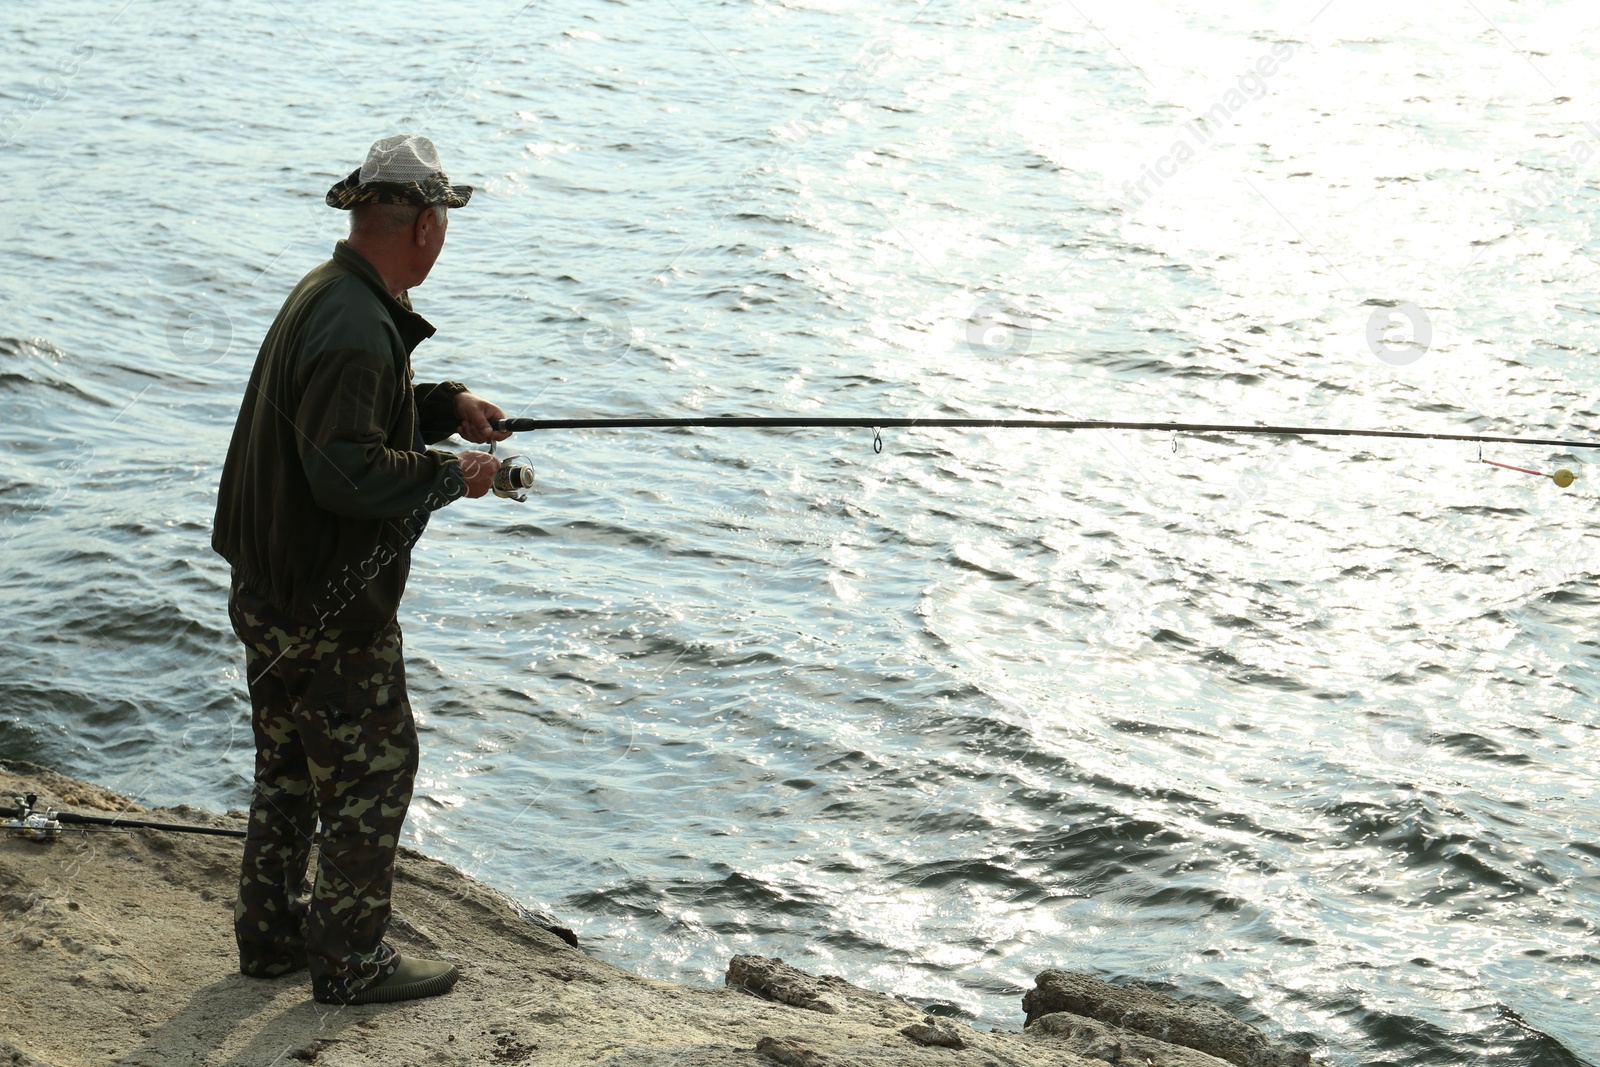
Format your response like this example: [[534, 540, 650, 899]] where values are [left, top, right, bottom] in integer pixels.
[[0, 761, 1316, 1067]]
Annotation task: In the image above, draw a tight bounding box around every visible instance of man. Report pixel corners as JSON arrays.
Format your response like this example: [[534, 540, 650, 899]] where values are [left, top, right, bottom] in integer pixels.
[[212, 134, 505, 1005]]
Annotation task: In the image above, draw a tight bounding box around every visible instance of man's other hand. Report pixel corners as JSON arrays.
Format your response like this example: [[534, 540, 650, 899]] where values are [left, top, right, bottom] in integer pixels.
[[453, 391, 512, 443], [457, 450, 501, 499]]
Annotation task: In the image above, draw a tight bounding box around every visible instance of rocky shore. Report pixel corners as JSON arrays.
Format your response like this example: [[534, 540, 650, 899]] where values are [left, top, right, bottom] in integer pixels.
[[0, 761, 1316, 1066]]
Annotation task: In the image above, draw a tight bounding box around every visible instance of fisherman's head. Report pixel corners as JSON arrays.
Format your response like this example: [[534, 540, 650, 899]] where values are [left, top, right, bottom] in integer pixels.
[[326, 134, 472, 295]]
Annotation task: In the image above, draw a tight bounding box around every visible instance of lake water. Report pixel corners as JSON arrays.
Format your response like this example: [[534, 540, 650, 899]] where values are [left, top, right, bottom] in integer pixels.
[[4, 1, 1600, 1062]]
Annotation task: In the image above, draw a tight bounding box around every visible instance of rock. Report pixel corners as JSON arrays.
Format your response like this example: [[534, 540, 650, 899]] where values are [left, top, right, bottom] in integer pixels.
[[510, 900, 579, 948], [289, 1039, 331, 1062], [755, 1035, 826, 1066], [900, 1016, 967, 1048], [72, 960, 150, 993], [1022, 971, 1309, 1067], [488, 1032, 538, 1063], [1030, 1012, 1234, 1067], [0, 1039, 51, 1067], [728, 955, 844, 1014]]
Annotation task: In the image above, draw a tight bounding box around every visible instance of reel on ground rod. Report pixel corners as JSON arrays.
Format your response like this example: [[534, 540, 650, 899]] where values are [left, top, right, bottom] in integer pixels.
[[4, 794, 61, 843]]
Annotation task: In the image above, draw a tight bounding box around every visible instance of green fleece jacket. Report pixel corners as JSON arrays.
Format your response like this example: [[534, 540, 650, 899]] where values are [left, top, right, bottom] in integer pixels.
[[212, 241, 469, 629]]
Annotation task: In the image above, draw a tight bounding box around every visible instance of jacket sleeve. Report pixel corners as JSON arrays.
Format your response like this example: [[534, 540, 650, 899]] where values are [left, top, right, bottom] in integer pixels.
[[294, 347, 466, 519], [415, 380, 469, 444]]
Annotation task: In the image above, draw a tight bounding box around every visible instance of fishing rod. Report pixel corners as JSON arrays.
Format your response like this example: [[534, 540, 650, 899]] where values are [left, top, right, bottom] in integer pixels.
[[2, 793, 246, 841], [488, 415, 1600, 451], [487, 415, 1590, 485]]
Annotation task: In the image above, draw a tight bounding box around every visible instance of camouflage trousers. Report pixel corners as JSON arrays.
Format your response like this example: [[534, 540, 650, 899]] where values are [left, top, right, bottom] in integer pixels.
[[228, 575, 418, 1003]]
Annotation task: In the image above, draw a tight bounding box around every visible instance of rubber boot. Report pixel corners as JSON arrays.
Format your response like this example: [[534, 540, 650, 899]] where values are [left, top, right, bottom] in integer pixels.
[[337, 955, 460, 1005]]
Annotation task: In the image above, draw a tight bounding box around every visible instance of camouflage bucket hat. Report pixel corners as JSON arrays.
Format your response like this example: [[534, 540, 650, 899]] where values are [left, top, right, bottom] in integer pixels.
[[325, 133, 473, 210]]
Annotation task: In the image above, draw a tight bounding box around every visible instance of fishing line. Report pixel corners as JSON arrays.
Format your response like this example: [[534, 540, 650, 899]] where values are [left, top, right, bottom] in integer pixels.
[[1482, 459, 1576, 487]]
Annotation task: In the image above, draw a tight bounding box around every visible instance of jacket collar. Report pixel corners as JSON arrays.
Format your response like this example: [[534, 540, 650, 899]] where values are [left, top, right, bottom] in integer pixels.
[[332, 240, 437, 354]]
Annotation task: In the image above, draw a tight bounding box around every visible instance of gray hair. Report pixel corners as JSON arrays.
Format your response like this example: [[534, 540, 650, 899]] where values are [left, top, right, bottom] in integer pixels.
[[349, 203, 447, 239]]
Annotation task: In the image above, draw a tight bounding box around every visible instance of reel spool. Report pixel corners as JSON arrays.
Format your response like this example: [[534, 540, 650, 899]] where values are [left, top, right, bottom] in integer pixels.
[[492, 455, 536, 502]]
